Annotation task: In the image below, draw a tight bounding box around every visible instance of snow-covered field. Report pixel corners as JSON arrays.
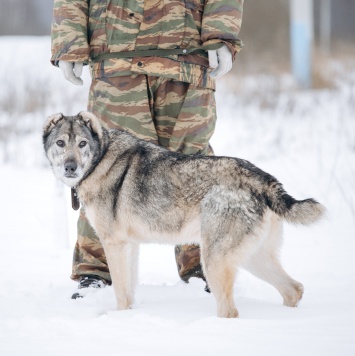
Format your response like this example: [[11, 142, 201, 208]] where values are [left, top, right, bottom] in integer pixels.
[[0, 37, 354, 355]]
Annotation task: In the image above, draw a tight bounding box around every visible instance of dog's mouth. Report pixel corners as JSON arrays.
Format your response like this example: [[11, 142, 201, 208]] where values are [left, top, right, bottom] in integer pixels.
[[64, 172, 78, 178]]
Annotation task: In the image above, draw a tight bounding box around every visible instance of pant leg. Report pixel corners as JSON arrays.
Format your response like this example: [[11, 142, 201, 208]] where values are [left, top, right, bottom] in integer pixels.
[[72, 75, 217, 283], [88, 75, 159, 141], [71, 75, 158, 282], [71, 209, 112, 282], [151, 78, 217, 155], [149, 78, 217, 281]]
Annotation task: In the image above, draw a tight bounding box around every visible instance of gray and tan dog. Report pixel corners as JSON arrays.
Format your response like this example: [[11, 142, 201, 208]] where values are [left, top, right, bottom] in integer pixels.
[[43, 111, 325, 318]]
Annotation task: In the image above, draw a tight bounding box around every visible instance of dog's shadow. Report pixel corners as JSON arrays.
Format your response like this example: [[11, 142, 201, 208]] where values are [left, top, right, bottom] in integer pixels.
[[86, 278, 306, 323]]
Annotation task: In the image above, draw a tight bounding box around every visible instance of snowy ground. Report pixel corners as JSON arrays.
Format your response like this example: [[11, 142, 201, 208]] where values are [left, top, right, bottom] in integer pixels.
[[0, 37, 354, 355]]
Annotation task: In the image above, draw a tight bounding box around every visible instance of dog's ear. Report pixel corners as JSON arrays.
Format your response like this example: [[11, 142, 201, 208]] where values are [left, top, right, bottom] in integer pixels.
[[43, 113, 64, 135], [78, 111, 105, 138]]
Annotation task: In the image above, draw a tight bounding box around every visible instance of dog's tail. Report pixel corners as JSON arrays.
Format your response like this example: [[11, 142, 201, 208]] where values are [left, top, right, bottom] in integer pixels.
[[263, 181, 325, 225]]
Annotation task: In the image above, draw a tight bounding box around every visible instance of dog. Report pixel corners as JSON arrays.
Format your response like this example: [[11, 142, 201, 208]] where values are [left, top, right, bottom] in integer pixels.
[[43, 111, 325, 318]]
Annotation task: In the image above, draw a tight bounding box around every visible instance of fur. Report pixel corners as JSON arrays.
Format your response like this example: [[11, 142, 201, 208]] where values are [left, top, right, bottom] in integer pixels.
[[43, 112, 325, 318]]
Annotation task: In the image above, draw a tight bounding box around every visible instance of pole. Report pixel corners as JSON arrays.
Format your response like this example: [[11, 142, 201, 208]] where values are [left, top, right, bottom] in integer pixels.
[[290, 0, 314, 88], [320, 0, 331, 55]]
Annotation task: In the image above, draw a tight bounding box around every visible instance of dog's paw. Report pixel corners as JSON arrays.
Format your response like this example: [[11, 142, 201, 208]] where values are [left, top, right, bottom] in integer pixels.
[[218, 307, 239, 318], [117, 297, 133, 310], [283, 282, 304, 307]]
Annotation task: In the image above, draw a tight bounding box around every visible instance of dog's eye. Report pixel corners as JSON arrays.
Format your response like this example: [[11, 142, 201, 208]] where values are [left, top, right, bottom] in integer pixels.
[[79, 141, 87, 148], [56, 140, 65, 147]]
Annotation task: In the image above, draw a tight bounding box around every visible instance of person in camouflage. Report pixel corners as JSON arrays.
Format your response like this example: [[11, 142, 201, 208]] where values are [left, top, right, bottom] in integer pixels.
[[51, 0, 244, 296]]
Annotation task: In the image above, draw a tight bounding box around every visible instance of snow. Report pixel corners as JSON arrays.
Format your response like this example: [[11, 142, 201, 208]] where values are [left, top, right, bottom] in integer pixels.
[[0, 37, 354, 355]]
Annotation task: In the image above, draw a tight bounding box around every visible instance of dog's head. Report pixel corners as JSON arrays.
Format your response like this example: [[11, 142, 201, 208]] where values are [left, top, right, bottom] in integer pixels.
[[43, 111, 107, 187]]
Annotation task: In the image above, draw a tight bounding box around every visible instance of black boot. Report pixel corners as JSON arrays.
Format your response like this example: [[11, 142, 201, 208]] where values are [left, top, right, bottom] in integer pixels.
[[71, 275, 108, 299]]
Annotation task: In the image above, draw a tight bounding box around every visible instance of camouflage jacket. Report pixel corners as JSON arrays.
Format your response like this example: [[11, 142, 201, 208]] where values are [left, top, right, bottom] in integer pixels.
[[51, 0, 243, 89]]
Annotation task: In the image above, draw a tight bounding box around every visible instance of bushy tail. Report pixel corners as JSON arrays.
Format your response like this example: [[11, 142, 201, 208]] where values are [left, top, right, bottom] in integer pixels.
[[264, 183, 326, 225]]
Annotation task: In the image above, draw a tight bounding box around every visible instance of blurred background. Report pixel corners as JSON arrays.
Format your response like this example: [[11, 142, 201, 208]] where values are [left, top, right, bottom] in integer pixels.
[[1, 0, 354, 74], [0, 0, 354, 214], [0, 0, 354, 209]]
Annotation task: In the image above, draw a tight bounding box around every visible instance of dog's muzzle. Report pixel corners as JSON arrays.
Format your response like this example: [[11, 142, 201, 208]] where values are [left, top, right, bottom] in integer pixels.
[[64, 160, 78, 178]]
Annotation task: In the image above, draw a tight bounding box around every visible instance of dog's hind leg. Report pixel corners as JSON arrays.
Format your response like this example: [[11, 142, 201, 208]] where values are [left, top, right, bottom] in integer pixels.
[[244, 214, 304, 307], [201, 248, 239, 318], [102, 240, 137, 310]]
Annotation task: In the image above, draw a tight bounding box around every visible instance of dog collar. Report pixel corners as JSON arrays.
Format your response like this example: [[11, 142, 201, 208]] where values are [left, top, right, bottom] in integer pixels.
[[71, 187, 80, 211]]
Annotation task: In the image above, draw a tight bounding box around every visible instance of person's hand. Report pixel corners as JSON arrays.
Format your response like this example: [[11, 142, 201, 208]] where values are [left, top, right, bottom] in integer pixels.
[[208, 45, 233, 79], [59, 61, 84, 86]]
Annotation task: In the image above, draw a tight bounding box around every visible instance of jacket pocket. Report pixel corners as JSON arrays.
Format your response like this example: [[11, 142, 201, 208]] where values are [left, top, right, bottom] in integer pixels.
[[158, 0, 204, 49], [106, 0, 143, 51]]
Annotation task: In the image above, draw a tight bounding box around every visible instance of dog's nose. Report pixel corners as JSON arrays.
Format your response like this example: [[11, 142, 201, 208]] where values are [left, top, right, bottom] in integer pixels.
[[64, 161, 77, 173]]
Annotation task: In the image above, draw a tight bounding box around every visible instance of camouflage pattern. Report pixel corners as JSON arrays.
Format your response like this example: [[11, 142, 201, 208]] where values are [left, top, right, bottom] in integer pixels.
[[174, 244, 206, 282], [51, 0, 244, 88], [53, 0, 244, 283], [51, 1, 90, 63], [88, 75, 216, 154], [72, 209, 111, 283], [71, 74, 216, 282]]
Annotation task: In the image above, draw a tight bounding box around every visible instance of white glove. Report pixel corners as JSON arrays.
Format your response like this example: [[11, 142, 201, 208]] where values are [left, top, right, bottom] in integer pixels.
[[208, 45, 233, 79], [58, 61, 84, 86]]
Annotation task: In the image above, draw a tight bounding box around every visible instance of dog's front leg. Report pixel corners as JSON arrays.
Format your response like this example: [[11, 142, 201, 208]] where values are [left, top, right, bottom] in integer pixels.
[[102, 240, 137, 310]]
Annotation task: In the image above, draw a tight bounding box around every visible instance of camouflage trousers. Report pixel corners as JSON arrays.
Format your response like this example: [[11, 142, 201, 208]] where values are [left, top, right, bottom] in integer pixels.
[[72, 74, 216, 284]]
